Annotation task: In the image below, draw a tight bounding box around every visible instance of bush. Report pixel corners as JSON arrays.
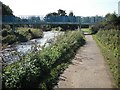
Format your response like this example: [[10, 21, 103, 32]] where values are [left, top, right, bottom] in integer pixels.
[[2, 25, 11, 30], [96, 30, 120, 54], [89, 24, 102, 34], [2, 35, 17, 45], [2, 29, 8, 37], [29, 29, 43, 39], [17, 28, 43, 40], [15, 32, 28, 42], [2, 27, 43, 45], [2, 31, 85, 89]]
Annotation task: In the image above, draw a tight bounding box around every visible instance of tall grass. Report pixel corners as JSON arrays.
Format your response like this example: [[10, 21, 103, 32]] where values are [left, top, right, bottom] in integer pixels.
[[94, 29, 120, 87]]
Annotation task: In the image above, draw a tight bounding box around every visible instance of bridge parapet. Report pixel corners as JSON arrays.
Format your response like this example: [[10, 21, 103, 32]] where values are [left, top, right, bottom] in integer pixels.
[[2, 15, 103, 25]]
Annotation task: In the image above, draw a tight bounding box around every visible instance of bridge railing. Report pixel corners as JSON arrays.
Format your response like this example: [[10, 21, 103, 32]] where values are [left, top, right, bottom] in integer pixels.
[[2, 15, 81, 25], [2, 15, 104, 25]]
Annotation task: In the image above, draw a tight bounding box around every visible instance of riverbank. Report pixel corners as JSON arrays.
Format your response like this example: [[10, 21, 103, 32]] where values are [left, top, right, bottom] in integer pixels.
[[2, 30, 85, 89], [1, 27, 43, 47], [1, 31, 60, 66]]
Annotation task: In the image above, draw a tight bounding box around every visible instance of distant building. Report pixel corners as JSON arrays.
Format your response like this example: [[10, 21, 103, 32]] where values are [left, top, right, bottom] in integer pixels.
[[118, 1, 120, 16]]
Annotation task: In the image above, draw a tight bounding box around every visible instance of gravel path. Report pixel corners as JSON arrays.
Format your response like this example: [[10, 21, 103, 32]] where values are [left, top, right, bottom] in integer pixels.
[[55, 34, 115, 88]]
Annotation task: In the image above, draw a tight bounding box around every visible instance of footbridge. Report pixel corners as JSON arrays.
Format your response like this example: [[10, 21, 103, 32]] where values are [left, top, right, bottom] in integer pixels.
[[2, 15, 103, 25]]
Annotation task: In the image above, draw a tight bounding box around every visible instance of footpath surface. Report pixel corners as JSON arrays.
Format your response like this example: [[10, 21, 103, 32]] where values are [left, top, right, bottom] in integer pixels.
[[55, 34, 115, 88]]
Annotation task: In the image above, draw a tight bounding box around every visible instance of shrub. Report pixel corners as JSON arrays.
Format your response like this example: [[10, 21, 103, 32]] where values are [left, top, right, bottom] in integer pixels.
[[89, 25, 100, 34], [30, 29, 43, 39], [2, 35, 17, 45], [2, 29, 8, 37], [2, 27, 43, 45], [2, 30, 85, 89], [17, 28, 43, 40]]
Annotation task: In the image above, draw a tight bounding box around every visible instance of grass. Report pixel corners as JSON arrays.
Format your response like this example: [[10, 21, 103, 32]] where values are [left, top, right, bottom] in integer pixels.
[[81, 28, 91, 34], [93, 35, 119, 88]]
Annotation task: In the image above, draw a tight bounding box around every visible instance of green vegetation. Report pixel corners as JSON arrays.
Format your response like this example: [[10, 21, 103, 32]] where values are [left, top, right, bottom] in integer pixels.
[[1, 27, 43, 46], [1, 1, 43, 46], [2, 30, 85, 89], [94, 30, 120, 87], [92, 13, 120, 87], [1, 1, 13, 15], [17, 27, 43, 40], [90, 13, 120, 34], [2, 0, 119, 88], [44, 9, 78, 30], [81, 28, 91, 34]]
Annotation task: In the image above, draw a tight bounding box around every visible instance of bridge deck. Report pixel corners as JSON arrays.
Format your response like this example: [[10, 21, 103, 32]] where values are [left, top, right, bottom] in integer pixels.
[[2, 16, 97, 25], [2, 21, 94, 25]]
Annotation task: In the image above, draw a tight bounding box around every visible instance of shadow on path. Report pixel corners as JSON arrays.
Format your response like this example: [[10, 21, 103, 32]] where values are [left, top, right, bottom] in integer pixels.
[[55, 34, 115, 88]]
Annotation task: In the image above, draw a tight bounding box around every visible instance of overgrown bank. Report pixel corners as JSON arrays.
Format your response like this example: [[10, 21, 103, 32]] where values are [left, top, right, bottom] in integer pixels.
[[1, 27, 43, 47], [2, 30, 85, 89], [93, 30, 120, 87]]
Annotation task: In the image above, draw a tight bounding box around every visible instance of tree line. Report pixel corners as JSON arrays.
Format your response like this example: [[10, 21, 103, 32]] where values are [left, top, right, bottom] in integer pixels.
[[90, 13, 120, 34]]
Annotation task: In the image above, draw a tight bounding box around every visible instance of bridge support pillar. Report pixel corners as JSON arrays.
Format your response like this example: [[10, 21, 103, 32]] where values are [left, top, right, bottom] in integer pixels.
[[78, 25, 83, 34], [78, 25, 81, 31]]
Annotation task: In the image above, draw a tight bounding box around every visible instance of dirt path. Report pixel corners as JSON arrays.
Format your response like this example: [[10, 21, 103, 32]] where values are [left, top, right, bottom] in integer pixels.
[[55, 34, 115, 88]]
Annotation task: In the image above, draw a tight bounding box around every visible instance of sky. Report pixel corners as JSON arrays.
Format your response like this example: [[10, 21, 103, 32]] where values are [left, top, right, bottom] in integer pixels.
[[1, 0, 120, 16]]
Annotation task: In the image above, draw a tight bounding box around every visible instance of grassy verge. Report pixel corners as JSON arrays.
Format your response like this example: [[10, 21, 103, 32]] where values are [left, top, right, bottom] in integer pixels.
[[93, 34, 119, 88], [2, 30, 85, 89], [81, 28, 91, 34]]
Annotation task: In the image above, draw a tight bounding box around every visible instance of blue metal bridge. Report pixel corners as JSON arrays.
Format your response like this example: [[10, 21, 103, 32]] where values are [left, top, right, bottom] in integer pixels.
[[2, 15, 103, 25]]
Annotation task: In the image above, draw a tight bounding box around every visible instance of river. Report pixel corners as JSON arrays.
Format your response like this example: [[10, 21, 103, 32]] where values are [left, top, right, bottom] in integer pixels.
[[1, 31, 61, 65]]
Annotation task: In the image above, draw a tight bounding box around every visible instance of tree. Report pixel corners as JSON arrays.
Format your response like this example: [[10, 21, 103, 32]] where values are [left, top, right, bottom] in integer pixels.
[[58, 9, 66, 16], [105, 13, 119, 29], [69, 11, 74, 16], [1, 1, 13, 15], [44, 9, 78, 31], [46, 12, 58, 17], [1, 1, 15, 29]]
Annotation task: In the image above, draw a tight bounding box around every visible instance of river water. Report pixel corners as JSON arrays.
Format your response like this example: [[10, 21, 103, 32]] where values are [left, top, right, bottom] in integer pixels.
[[16, 31, 58, 53], [1, 31, 61, 65]]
